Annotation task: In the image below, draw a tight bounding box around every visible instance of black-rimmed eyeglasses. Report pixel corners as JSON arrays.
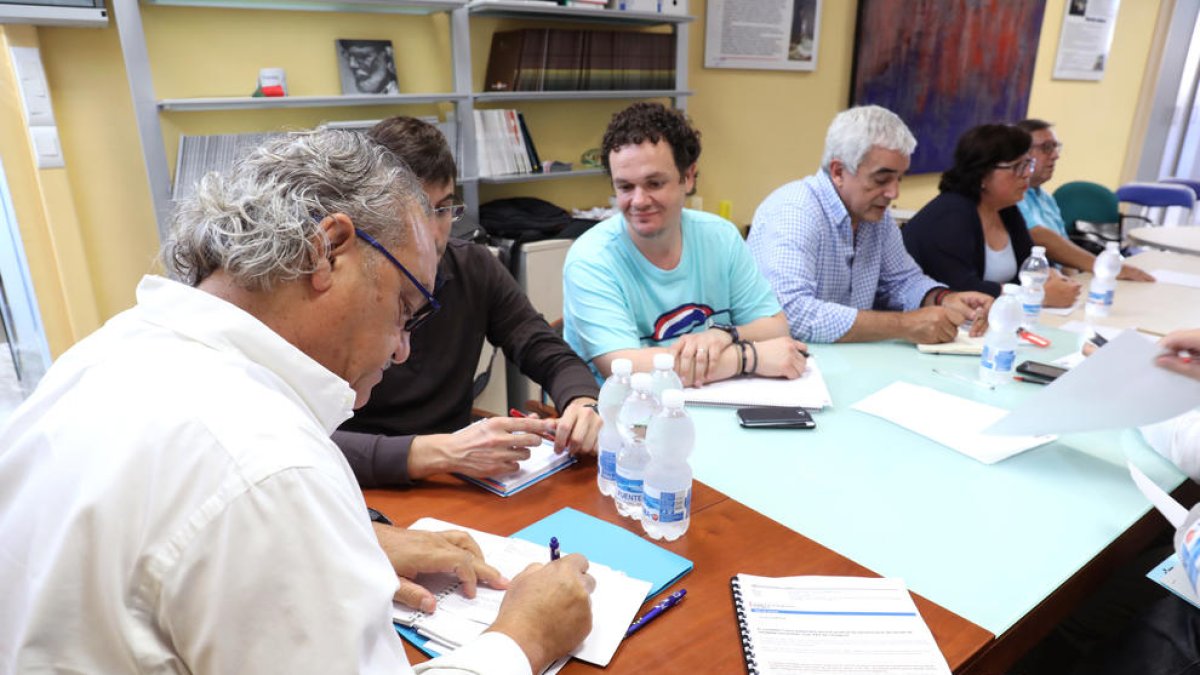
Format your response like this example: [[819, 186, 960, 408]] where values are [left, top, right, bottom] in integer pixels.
[[433, 202, 467, 223], [354, 228, 441, 332]]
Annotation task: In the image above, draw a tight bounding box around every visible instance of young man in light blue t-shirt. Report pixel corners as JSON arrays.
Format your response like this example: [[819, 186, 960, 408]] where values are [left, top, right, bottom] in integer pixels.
[[563, 102, 808, 386]]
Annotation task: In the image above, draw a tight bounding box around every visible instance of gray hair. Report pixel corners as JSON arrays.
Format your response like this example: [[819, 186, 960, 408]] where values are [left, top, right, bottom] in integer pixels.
[[164, 129, 427, 290], [820, 105, 917, 175]]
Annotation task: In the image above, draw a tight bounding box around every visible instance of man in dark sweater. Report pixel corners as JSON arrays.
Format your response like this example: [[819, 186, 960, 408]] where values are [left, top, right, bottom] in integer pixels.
[[335, 117, 601, 488]]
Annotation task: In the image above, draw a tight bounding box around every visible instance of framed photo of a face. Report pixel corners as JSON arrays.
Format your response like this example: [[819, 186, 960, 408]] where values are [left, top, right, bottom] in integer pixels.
[[336, 39, 399, 95]]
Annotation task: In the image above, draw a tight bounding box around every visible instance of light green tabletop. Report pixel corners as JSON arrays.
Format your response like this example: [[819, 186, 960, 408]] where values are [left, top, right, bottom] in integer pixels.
[[687, 327, 1186, 635]]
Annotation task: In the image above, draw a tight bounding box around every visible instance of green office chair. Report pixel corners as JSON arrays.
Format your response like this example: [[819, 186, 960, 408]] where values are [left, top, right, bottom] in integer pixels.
[[1053, 181, 1145, 254]]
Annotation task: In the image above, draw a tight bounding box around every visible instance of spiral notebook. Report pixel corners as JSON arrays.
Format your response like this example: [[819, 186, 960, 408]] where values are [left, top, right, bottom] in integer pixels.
[[730, 574, 949, 674]]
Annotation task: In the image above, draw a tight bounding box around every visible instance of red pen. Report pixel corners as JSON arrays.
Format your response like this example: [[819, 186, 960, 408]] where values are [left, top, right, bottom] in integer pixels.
[[1013, 375, 1049, 385], [509, 408, 557, 443]]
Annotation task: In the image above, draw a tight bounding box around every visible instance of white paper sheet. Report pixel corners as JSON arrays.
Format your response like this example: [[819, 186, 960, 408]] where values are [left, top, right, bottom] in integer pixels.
[[684, 357, 832, 409], [1128, 461, 1188, 528], [851, 381, 1056, 464], [986, 331, 1200, 436], [395, 518, 651, 667], [733, 574, 950, 675], [1151, 269, 1200, 289]]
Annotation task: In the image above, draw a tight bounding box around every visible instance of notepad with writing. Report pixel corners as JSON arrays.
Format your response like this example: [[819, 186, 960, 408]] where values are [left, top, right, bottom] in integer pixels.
[[683, 358, 832, 409], [455, 438, 576, 497], [731, 574, 950, 675], [393, 516, 652, 667]]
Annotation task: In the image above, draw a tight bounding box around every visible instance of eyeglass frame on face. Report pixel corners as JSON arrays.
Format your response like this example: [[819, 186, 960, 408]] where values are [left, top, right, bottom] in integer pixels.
[[432, 202, 466, 223], [1032, 140, 1063, 155], [353, 227, 441, 333], [993, 156, 1037, 177]]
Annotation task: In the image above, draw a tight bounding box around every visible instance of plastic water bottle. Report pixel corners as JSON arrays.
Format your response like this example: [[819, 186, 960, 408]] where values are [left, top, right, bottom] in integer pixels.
[[615, 373, 659, 520], [1018, 245, 1049, 328], [642, 389, 693, 541], [979, 283, 1023, 386], [650, 353, 683, 402], [1086, 242, 1123, 319], [596, 358, 633, 497]]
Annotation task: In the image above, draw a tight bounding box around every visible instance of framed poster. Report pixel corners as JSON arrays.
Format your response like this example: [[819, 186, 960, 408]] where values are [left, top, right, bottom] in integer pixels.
[[849, 0, 1046, 174], [704, 0, 821, 72], [1052, 0, 1120, 81]]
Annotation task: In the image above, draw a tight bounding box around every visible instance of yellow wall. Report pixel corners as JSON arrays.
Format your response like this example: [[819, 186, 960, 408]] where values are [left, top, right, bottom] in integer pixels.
[[22, 0, 1164, 350]]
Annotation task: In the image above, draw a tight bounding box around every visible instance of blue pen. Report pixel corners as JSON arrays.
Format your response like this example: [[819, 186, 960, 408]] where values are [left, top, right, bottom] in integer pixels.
[[625, 589, 687, 637], [549, 536, 560, 561]]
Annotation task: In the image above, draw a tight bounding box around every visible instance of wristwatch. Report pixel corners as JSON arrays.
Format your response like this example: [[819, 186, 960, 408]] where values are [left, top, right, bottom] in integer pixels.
[[705, 319, 740, 343]]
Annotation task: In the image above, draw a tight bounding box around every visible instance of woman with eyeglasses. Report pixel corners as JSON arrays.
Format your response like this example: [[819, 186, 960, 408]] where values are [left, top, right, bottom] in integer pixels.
[[902, 124, 1082, 306]]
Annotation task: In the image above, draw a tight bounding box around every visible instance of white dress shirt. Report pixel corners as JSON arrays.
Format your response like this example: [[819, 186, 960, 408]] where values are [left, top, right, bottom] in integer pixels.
[[0, 275, 530, 675]]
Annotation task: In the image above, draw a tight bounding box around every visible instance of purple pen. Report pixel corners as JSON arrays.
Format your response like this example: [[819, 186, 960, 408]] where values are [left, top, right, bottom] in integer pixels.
[[625, 589, 687, 637], [549, 536, 560, 561]]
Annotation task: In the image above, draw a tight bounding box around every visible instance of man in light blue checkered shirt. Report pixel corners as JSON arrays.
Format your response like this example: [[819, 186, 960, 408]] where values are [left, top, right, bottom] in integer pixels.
[[748, 106, 994, 344]]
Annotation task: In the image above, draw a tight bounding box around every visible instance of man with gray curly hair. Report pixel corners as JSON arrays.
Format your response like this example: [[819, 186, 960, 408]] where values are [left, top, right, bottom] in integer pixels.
[[749, 105, 993, 344], [0, 129, 594, 674]]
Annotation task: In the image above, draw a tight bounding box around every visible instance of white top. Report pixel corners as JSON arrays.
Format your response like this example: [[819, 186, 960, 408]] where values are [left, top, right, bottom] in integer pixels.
[[0, 276, 529, 675], [1141, 410, 1200, 481], [983, 238, 1017, 284]]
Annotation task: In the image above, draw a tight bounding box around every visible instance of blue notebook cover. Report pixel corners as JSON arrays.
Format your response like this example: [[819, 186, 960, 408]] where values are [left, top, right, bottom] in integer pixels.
[[395, 507, 694, 656], [511, 507, 694, 600]]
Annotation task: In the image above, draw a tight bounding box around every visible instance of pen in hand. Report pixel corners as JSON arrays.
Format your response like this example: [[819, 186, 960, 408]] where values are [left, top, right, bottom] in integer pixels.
[[549, 536, 560, 561], [626, 589, 687, 638]]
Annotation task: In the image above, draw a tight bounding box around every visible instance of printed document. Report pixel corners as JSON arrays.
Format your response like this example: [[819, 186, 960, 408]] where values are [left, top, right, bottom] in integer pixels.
[[986, 331, 1200, 436], [732, 574, 950, 675], [852, 381, 1056, 464], [394, 518, 650, 667]]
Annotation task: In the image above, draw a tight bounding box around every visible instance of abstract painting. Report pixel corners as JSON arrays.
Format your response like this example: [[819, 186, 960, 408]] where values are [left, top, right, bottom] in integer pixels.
[[850, 0, 1046, 174]]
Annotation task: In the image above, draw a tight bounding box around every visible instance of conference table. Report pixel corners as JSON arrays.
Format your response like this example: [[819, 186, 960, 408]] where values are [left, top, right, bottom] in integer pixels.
[[1128, 226, 1200, 256], [371, 249, 1200, 674]]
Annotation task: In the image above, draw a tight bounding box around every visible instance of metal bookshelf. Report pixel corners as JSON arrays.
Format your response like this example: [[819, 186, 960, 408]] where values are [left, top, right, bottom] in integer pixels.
[[114, 0, 689, 236]]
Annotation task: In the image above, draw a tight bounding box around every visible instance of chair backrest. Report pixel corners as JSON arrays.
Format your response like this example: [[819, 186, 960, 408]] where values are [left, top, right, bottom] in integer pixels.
[[1053, 181, 1120, 235], [1159, 179, 1200, 224], [1116, 182, 1195, 226]]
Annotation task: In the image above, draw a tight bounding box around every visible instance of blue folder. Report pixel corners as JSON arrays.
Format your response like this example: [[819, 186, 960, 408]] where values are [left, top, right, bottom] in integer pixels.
[[396, 507, 694, 657], [510, 507, 693, 600]]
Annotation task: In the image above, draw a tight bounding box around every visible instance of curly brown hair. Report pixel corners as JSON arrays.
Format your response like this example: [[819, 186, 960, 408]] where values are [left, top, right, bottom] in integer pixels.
[[601, 102, 701, 179]]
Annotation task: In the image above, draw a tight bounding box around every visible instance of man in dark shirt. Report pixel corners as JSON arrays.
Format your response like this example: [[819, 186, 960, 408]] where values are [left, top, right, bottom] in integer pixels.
[[335, 117, 601, 487]]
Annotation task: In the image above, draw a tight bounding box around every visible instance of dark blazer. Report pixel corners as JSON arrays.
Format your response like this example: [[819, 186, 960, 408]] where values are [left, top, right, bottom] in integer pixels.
[[902, 191, 1033, 297]]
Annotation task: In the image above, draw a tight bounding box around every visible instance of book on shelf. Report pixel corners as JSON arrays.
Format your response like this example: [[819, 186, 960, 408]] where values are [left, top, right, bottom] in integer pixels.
[[473, 108, 544, 179], [173, 131, 285, 201], [484, 28, 675, 93]]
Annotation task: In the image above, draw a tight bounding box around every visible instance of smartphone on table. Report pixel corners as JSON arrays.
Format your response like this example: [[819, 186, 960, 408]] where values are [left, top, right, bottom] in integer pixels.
[[736, 406, 816, 430], [1015, 360, 1068, 383]]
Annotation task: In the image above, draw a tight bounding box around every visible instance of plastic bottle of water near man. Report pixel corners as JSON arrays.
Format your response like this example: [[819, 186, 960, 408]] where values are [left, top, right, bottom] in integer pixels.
[[596, 358, 632, 497], [642, 389, 694, 541], [1018, 246, 1049, 327], [979, 283, 1023, 386], [1086, 242, 1123, 319], [615, 373, 659, 520], [650, 353, 683, 401]]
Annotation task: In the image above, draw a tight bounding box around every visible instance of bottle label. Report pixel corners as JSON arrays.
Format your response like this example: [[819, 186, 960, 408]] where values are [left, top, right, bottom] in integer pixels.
[[643, 486, 691, 523], [1022, 302, 1042, 317], [980, 345, 1016, 372], [599, 449, 617, 482], [1182, 519, 1200, 592], [615, 474, 643, 505], [1087, 288, 1114, 307]]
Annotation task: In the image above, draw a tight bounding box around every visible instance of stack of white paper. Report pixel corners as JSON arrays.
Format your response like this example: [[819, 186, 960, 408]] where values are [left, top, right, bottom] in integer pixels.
[[394, 518, 651, 667], [684, 357, 833, 409]]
